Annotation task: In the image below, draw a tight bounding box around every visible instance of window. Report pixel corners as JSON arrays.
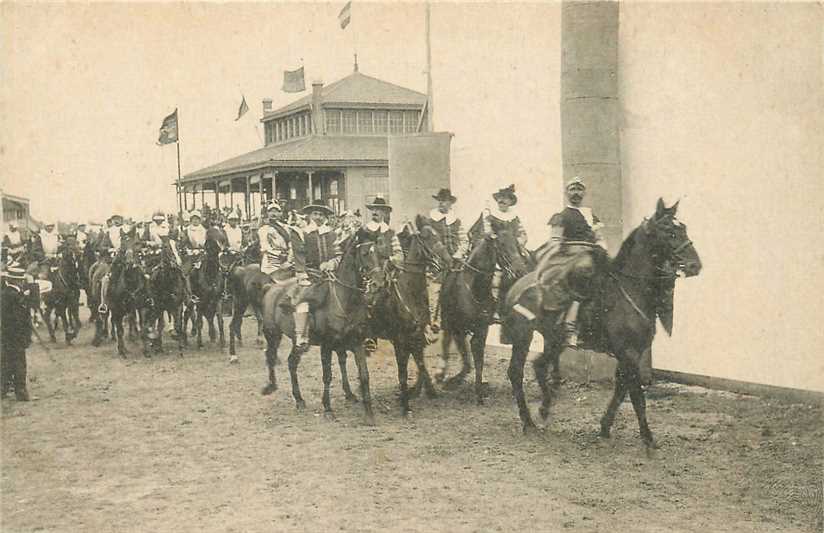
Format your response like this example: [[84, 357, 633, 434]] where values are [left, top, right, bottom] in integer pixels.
[[326, 111, 340, 134], [288, 118, 294, 138], [404, 111, 419, 133], [342, 110, 357, 134], [373, 110, 387, 133], [389, 111, 403, 134], [314, 184, 322, 200], [277, 120, 284, 142], [290, 186, 297, 200], [329, 179, 338, 196], [357, 111, 373, 134], [265, 122, 273, 144]]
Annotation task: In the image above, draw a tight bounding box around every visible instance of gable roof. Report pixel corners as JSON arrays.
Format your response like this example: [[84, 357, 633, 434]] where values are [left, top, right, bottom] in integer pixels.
[[182, 136, 389, 183], [264, 71, 426, 120]]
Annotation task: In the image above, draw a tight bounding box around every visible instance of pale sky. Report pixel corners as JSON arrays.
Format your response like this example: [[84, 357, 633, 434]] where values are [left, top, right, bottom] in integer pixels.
[[1, 2, 562, 241]]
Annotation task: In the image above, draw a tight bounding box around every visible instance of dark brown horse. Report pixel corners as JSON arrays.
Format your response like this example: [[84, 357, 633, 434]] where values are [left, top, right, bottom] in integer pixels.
[[105, 248, 151, 357], [432, 223, 529, 404], [259, 236, 384, 424], [41, 241, 82, 345], [367, 224, 440, 416], [226, 244, 268, 359], [190, 237, 225, 349], [503, 199, 702, 452], [144, 240, 187, 355]]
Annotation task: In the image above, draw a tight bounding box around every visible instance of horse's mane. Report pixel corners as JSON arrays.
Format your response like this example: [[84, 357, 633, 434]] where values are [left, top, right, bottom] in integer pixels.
[[609, 226, 641, 271]]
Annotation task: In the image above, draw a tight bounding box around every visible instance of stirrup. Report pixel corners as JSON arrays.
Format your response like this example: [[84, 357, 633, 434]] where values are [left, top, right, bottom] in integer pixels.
[[363, 338, 378, 353], [98, 304, 108, 314], [562, 322, 579, 349]]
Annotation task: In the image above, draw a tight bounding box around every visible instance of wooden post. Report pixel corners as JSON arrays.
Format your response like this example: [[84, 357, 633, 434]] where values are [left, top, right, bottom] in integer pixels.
[[245, 176, 251, 220]]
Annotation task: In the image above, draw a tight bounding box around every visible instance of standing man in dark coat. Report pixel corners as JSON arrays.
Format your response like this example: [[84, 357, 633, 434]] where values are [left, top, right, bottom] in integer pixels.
[[2, 264, 33, 401]]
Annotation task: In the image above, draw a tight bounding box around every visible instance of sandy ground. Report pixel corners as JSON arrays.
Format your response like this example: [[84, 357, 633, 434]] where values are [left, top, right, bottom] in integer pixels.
[[2, 317, 822, 533]]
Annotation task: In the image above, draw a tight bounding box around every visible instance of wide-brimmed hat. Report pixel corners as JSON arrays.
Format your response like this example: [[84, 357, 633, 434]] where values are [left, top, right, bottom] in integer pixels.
[[432, 188, 457, 203], [566, 176, 586, 191], [152, 210, 165, 220], [302, 203, 334, 216], [366, 196, 392, 211], [266, 200, 283, 212], [189, 209, 202, 219], [492, 184, 518, 205]]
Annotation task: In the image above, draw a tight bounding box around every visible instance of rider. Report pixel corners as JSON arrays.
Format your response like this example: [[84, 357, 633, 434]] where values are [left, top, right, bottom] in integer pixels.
[[468, 184, 528, 322], [40, 222, 61, 260], [291, 202, 342, 353], [258, 200, 293, 279], [98, 214, 125, 258], [425, 188, 468, 335], [75, 223, 88, 251], [543, 176, 607, 348], [224, 211, 245, 254], [3, 222, 27, 264], [356, 196, 404, 352]]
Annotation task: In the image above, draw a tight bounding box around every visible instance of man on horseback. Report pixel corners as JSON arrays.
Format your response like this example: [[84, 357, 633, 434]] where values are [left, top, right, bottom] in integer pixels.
[[424, 188, 468, 335], [3, 222, 26, 265], [541, 177, 607, 348], [258, 200, 293, 278], [467, 184, 529, 322], [224, 211, 245, 253], [40, 222, 61, 260], [290, 202, 343, 353], [97, 214, 125, 258]]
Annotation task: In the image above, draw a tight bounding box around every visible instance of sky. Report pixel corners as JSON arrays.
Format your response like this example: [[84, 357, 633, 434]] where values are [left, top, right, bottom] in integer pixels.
[[1, 2, 562, 241]]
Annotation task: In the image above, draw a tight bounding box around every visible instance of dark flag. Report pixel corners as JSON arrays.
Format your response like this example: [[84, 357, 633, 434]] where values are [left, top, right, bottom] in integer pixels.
[[235, 95, 249, 121], [282, 66, 306, 93], [157, 109, 179, 145], [338, 1, 351, 29]]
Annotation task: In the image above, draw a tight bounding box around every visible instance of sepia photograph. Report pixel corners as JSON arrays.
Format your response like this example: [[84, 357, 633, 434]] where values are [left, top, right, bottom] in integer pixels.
[[1, 1, 822, 531]]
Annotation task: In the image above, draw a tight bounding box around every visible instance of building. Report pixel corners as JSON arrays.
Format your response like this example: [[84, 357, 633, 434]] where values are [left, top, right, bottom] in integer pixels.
[[1, 191, 33, 232], [182, 67, 430, 218]]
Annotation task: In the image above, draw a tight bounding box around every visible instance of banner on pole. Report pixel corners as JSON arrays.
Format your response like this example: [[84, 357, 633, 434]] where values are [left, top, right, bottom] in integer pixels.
[[157, 109, 179, 145]]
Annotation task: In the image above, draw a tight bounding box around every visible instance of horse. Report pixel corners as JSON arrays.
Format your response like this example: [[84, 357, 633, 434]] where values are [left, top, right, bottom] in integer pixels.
[[503, 199, 702, 452], [367, 223, 441, 415], [259, 236, 384, 424], [104, 248, 151, 357], [144, 239, 187, 355], [89, 260, 112, 347], [190, 237, 225, 349], [40, 242, 82, 345], [227, 262, 269, 360], [431, 222, 530, 404]]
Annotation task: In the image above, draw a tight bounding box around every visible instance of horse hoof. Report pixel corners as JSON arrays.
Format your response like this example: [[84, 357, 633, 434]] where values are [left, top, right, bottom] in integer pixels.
[[323, 411, 337, 422], [599, 427, 611, 439], [144, 352, 152, 358], [228, 355, 239, 364], [539, 406, 550, 421], [644, 442, 659, 459], [344, 394, 359, 403], [522, 423, 541, 436], [295, 399, 306, 410], [261, 384, 277, 396], [476, 396, 485, 406], [425, 389, 439, 400], [363, 412, 377, 426]]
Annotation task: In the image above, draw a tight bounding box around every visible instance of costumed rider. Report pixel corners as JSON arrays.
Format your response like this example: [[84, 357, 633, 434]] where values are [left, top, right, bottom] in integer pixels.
[[468, 184, 528, 322], [291, 202, 342, 353], [98, 214, 125, 260], [40, 221, 61, 261], [181, 210, 207, 300], [224, 211, 246, 254], [424, 188, 468, 337], [258, 200, 293, 279], [356, 196, 404, 352], [542, 177, 607, 348], [3, 222, 26, 265], [1, 264, 34, 401], [148, 210, 184, 265]]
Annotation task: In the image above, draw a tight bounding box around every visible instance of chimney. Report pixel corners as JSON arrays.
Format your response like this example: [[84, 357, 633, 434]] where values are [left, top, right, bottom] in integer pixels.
[[262, 98, 272, 114], [311, 81, 324, 135]]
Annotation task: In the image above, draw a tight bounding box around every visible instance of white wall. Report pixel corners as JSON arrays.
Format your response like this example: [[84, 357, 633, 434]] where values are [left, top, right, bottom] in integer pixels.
[[619, 3, 824, 391]]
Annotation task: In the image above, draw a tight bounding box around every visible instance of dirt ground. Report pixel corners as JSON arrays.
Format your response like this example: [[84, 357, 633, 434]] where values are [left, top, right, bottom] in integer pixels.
[[2, 318, 822, 533]]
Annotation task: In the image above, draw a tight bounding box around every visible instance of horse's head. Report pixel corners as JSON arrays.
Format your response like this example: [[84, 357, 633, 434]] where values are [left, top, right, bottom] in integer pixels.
[[414, 215, 453, 272], [350, 239, 386, 307], [647, 199, 702, 277]]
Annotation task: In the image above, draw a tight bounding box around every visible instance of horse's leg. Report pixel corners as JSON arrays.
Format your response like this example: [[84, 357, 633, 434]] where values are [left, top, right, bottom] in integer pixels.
[[623, 354, 656, 451], [533, 335, 557, 422], [261, 330, 280, 395], [91, 308, 104, 347], [287, 345, 305, 410], [208, 306, 217, 344], [114, 314, 127, 357], [127, 311, 137, 342], [216, 299, 225, 349], [470, 325, 490, 405], [255, 309, 264, 346], [229, 298, 245, 358], [353, 345, 375, 425], [154, 311, 165, 355], [444, 332, 470, 388], [394, 340, 411, 417], [410, 342, 437, 399], [44, 305, 56, 343], [600, 364, 628, 439], [508, 337, 536, 433], [195, 304, 203, 349], [139, 309, 150, 357], [320, 345, 335, 419], [60, 306, 73, 345], [434, 330, 452, 383], [336, 350, 358, 402]]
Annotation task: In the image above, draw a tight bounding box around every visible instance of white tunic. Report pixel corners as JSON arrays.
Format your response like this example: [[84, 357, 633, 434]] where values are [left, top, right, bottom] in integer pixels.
[[258, 224, 290, 275], [225, 226, 243, 252], [108, 226, 123, 250], [187, 225, 206, 249], [149, 222, 170, 245], [41, 229, 60, 257], [76, 230, 87, 249]]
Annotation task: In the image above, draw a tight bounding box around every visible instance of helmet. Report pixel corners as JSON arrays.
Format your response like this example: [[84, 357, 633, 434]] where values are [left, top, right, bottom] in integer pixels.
[[228, 211, 240, 220], [266, 200, 282, 212], [189, 209, 202, 220], [152, 210, 165, 220]]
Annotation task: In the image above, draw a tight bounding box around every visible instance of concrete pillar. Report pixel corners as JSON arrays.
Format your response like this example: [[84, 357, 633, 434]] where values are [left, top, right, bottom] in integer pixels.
[[561, 1, 622, 254]]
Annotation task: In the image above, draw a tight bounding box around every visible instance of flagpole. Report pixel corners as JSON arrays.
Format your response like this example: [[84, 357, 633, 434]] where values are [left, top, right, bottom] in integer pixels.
[[176, 110, 183, 225], [425, 1, 433, 131]]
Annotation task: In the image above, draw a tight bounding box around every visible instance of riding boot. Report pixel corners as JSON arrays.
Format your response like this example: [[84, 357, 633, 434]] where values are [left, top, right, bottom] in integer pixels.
[[491, 270, 503, 324], [293, 303, 310, 354], [13, 350, 29, 401], [562, 301, 581, 349]]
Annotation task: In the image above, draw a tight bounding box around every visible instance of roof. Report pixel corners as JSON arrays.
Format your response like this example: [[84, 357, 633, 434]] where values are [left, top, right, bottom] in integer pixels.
[[264, 71, 426, 120], [183, 136, 388, 183]]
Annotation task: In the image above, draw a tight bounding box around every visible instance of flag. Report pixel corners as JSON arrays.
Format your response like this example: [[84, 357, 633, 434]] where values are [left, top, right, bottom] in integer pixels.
[[235, 95, 249, 121], [282, 66, 306, 93], [338, 1, 351, 29], [157, 109, 178, 145]]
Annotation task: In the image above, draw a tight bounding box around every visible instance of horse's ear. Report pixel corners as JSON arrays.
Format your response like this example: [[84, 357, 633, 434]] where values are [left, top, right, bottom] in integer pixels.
[[669, 199, 680, 215], [655, 198, 666, 218]]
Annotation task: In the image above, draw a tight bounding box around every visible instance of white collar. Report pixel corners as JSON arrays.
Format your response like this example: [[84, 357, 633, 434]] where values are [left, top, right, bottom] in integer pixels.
[[365, 221, 390, 232], [490, 206, 518, 221], [305, 221, 332, 235], [429, 208, 457, 224]]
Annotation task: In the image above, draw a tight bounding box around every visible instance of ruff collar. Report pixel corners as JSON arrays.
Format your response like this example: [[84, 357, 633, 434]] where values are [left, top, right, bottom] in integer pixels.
[[365, 221, 390, 232], [429, 208, 457, 225]]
